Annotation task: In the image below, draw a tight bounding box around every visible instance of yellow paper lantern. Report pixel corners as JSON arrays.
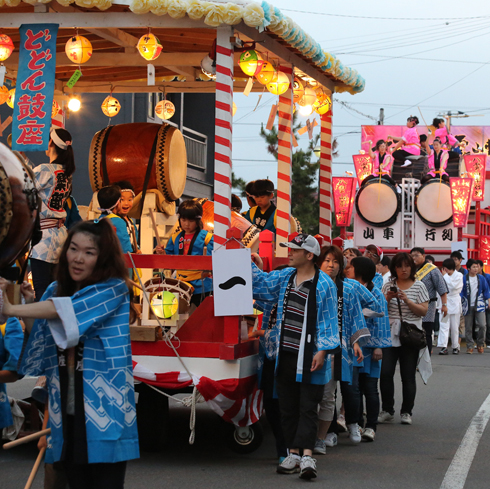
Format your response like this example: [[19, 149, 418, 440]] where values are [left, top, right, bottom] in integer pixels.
[[239, 49, 264, 77], [299, 86, 317, 107], [6, 88, 15, 109], [0, 85, 9, 105], [232, 102, 237, 116], [0, 34, 14, 62], [266, 71, 290, 96], [137, 33, 163, 61], [52, 100, 60, 118], [292, 77, 305, 103], [101, 95, 121, 118], [151, 291, 178, 319], [65, 35, 93, 64], [155, 100, 175, 120], [315, 95, 332, 115], [255, 61, 276, 85]]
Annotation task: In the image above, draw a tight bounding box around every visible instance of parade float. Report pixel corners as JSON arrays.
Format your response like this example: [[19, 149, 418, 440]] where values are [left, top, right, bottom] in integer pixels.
[[0, 0, 364, 452]]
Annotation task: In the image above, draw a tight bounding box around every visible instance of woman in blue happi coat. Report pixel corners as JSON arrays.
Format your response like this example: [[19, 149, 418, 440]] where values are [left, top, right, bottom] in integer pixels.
[[0, 219, 139, 489]]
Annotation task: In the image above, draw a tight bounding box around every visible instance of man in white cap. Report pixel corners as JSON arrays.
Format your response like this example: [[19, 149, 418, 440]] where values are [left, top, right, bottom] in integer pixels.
[[251, 234, 339, 481]]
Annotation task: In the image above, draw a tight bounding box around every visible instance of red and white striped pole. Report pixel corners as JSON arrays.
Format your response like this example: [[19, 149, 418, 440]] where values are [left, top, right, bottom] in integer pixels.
[[275, 65, 293, 257], [319, 110, 333, 242], [213, 26, 234, 246]]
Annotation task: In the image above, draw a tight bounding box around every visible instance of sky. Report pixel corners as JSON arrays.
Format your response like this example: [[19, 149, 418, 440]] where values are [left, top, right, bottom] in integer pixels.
[[232, 0, 490, 205]]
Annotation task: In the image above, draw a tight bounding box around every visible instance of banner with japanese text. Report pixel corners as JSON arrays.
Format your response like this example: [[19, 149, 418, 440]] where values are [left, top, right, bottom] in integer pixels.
[[12, 24, 58, 152]]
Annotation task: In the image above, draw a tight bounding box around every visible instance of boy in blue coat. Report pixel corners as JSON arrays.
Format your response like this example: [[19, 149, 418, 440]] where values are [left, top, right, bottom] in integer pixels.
[[244, 179, 277, 234]]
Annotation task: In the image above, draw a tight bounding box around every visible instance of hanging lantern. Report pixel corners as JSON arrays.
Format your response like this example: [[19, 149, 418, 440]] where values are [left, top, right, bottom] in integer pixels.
[[315, 94, 332, 115], [0, 85, 9, 105], [238, 49, 264, 77], [449, 177, 474, 228], [266, 71, 290, 96], [51, 100, 60, 118], [255, 61, 275, 85], [232, 102, 237, 116], [6, 88, 15, 109], [292, 77, 305, 103], [151, 291, 179, 319], [137, 33, 163, 61], [0, 34, 14, 62], [155, 99, 175, 120], [352, 153, 373, 186], [332, 177, 357, 226], [298, 105, 314, 117], [101, 95, 121, 118], [481, 236, 490, 266], [65, 35, 92, 64], [298, 86, 317, 107], [68, 96, 81, 112], [464, 154, 486, 201]]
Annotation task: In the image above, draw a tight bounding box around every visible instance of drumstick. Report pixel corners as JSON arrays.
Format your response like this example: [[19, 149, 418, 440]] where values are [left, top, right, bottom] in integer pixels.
[[149, 208, 162, 248], [24, 446, 46, 489], [3, 429, 51, 449], [378, 170, 382, 202], [437, 170, 442, 208], [418, 106, 432, 135]]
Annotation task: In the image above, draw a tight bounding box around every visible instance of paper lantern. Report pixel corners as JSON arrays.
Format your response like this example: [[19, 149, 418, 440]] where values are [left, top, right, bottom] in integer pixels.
[[101, 95, 121, 118], [137, 33, 163, 61], [68, 96, 81, 112], [298, 105, 314, 117], [6, 88, 15, 109], [51, 100, 60, 118], [155, 100, 175, 120], [266, 71, 290, 95], [0, 85, 9, 105], [332, 177, 357, 226], [0, 34, 14, 62], [151, 291, 178, 319], [200, 54, 216, 80], [481, 236, 490, 266], [449, 177, 474, 228], [464, 154, 486, 201], [315, 95, 332, 115], [239, 49, 264, 77], [292, 77, 305, 103], [65, 35, 92, 64], [298, 86, 317, 107], [232, 102, 237, 116], [255, 61, 275, 85], [352, 153, 373, 186]]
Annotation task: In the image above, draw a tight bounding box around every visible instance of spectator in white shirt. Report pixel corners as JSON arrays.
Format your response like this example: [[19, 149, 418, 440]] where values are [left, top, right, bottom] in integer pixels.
[[377, 256, 392, 286]]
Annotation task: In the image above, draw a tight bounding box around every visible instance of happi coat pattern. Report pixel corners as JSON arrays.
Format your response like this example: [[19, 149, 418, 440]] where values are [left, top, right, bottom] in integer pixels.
[[19, 279, 139, 464]]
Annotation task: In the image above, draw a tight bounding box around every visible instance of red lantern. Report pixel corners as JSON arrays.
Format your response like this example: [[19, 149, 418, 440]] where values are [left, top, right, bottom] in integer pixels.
[[464, 154, 486, 201], [449, 177, 474, 228], [481, 236, 490, 266], [0, 34, 14, 62], [332, 177, 357, 227], [352, 154, 373, 187]]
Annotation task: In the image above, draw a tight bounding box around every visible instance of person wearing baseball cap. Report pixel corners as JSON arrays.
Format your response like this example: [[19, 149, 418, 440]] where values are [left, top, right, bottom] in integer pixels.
[[251, 234, 339, 480]]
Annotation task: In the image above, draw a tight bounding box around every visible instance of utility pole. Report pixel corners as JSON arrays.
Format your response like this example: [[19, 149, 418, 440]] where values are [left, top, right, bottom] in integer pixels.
[[378, 108, 384, 125], [437, 110, 474, 131]]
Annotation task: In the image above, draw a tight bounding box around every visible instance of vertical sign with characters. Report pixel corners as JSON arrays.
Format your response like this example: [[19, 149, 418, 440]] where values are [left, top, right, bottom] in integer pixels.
[[12, 24, 58, 152]]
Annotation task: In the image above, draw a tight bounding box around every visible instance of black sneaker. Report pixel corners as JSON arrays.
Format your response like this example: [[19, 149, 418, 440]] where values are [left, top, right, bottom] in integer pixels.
[[452, 348, 460, 355], [439, 348, 448, 355]]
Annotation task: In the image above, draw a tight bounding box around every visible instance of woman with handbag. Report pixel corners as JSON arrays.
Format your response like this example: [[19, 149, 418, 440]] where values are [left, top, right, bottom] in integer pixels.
[[379, 253, 429, 425]]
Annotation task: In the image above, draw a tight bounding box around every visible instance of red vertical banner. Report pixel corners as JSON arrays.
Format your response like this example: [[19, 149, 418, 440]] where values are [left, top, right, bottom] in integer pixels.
[[449, 177, 474, 228], [332, 177, 357, 227], [481, 236, 490, 265], [352, 154, 373, 187], [464, 154, 486, 201]]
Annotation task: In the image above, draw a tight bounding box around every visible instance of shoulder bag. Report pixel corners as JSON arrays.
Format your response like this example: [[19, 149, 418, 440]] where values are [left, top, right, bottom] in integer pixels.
[[396, 292, 427, 350]]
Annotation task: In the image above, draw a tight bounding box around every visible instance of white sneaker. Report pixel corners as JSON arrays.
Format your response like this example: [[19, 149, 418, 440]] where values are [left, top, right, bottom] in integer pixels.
[[361, 428, 376, 442], [324, 432, 337, 447], [401, 160, 412, 168], [277, 453, 301, 474], [401, 413, 412, 425], [347, 423, 361, 444], [313, 438, 326, 455], [378, 411, 394, 423], [299, 455, 317, 480]]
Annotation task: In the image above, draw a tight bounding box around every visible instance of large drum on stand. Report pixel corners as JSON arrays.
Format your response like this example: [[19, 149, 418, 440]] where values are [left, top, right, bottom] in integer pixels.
[[355, 178, 401, 227], [415, 179, 453, 227], [89, 123, 187, 212], [0, 144, 39, 270]]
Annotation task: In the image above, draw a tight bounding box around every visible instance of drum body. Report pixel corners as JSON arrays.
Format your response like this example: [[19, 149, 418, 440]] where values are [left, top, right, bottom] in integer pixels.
[[355, 178, 400, 227], [0, 144, 39, 269], [415, 179, 453, 227], [89, 123, 187, 202]]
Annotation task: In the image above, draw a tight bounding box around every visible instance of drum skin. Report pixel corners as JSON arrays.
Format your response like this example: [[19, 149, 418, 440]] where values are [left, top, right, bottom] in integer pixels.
[[415, 179, 453, 227], [89, 123, 187, 201], [0, 144, 39, 270], [355, 178, 401, 227]]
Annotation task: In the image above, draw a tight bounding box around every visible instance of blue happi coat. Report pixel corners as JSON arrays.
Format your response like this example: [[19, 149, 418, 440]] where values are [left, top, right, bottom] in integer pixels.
[[19, 279, 139, 464], [0, 318, 24, 430], [373, 272, 383, 290], [251, 264, 339, 385], [461, 274, 490, 314]]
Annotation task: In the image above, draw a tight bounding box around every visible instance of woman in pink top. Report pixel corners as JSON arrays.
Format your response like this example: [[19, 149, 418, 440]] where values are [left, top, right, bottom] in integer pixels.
[[362, 140, 396, 186], [390, 116, 421, 168], [432, 118, 461, 157], [421, 138, 449, 183]]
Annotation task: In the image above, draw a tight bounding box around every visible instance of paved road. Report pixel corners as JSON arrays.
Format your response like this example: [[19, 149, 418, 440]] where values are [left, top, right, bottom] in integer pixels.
[[3, 351, 490, 489]]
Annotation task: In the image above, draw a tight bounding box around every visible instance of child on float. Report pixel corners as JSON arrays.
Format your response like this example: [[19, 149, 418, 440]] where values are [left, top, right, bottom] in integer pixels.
[[157, 200, 214, 307], [389, 116, 420, 168], [113, 180, 140, 254], [421, 138, 449, 184], [350, 257, 391, 442], [243, 181, 257, 216], [432, 118, 461, 156], [244, 179, 277, 233], [0, 219, 139, 489], [363, 139, 396, 186]]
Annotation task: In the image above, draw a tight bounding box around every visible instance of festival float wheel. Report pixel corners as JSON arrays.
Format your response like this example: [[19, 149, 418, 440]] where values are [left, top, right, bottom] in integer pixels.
[[224, 421, 264, 454]]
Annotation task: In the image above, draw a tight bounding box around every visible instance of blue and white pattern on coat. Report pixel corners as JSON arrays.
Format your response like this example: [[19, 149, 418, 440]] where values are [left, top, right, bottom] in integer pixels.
[[254, 300, 278, 387], [373, 272, 383, 290], [251, 264, 339, 385], [19, 279, 139, 464], [461, 274, 490, 315]]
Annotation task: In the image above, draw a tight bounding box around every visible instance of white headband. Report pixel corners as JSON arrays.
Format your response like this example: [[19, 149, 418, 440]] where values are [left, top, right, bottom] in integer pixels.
[[50, 129, 72, 150], [98, 198, 120, 213], [120, 188, 135, 196]]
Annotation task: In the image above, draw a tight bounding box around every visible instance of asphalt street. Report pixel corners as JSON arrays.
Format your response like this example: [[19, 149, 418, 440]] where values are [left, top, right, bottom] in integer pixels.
[[2, 350, 490, 489]]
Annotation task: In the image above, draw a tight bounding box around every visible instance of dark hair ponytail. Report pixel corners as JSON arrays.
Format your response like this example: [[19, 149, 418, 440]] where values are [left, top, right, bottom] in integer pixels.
[[51, 128, 76, 178]]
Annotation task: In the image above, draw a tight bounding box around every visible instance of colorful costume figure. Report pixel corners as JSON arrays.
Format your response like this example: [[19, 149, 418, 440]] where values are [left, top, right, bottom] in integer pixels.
[[0, 318, 24, 430], [165, 229, 213, 296], [399, 127, 420, 156], [102, 212, 138, 255], [19, 279, 139, 464], [372, 151, 394, 177], [423, 149, 449, 183], [245, 203, 277, 234], [434, 126, 458, 149]]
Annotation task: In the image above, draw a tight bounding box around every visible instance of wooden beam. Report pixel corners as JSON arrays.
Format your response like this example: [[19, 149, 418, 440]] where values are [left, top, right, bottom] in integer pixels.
[[84, 28, 139, 49], [235, 22, 335, 93], [163, 66, 197, 78]]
